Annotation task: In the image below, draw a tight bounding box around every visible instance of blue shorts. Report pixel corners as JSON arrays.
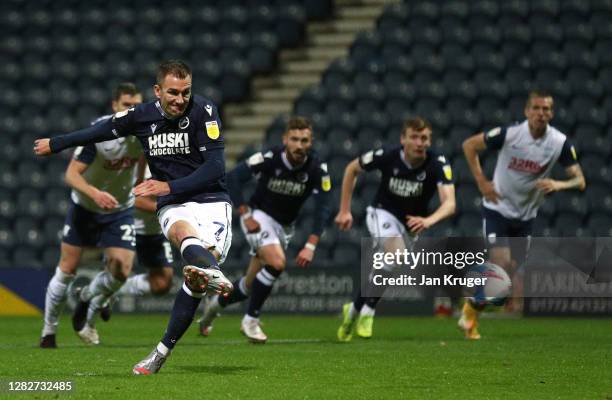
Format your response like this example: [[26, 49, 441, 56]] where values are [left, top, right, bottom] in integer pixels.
[[482, 206, 533, 263], [62, 202, 136, 250], [136, 234, 174, 269]]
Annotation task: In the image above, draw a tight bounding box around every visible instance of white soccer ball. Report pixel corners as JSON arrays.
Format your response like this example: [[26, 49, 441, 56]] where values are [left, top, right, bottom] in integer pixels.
[[465, 262, 512, 306]]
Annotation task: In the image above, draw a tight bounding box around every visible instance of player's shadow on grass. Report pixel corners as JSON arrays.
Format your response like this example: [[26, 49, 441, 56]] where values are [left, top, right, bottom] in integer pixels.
[[176, 365, 254, 375]]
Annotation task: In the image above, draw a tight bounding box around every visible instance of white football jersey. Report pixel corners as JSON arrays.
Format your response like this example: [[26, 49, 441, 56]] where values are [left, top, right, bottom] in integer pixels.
[[483, 120, 577, 220], [71, 134, 142, 214]]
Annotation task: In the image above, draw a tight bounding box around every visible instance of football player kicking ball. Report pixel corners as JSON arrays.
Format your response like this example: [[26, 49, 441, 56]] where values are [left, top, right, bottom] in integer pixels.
[[39, 83, 143, 348], [335, 117, 456, 341], [460, 90, 585, 339], [199, 116, 332, 343], [35, 60, 233, 375]]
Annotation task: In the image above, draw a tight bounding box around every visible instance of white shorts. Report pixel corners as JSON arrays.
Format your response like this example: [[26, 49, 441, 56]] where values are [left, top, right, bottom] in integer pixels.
[[366, 206, 416, 252], [158, 201, 233, 264], [241, 209, 294, 256]]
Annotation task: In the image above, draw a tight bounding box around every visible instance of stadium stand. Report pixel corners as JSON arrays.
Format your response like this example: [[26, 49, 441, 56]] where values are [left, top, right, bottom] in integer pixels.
[[2, 0, 609, 267]]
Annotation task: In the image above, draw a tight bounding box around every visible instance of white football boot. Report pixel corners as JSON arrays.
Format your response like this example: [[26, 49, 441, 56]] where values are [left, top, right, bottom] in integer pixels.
[[77, 324, 100, 345], [133, 348, 169, 375], [240, 316, 267, 344]]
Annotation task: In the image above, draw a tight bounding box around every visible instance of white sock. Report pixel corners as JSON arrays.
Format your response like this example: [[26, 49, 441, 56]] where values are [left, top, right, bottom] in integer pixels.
[[86, 295, 106, 327], [82, 271, 124, 301], [156, 342, 170, 356], [347, 303, 358, 320], [117, 274, 152, 296], [238, 276, 250, 296], [83, 271, 124, 326], [42, 267, 75, 336], [242, 314, 258, 324], [360, 304, 376, 317]]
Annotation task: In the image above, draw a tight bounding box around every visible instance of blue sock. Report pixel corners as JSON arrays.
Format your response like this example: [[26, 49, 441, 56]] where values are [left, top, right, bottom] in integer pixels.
[[247, 266, 281, 318], [353, 290, 366, 311], [161, 284, 202, 350], [219, 277, 249, 307], [180, 236, 219, 270], [365, 296, 381, 309]]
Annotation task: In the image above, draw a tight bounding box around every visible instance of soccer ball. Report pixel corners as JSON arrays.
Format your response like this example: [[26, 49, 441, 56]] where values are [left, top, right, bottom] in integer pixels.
[[465, 262, 512, 307]]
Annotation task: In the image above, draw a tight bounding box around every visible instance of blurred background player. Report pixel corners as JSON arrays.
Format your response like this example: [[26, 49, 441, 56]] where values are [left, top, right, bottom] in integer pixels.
[[199, 116, 332, 343], [34, 60, 233, 375], [98, 163, 175, 321], [461, 90, 586, 339], [39, 82, 143, 348], [335, 117, 456, 342]]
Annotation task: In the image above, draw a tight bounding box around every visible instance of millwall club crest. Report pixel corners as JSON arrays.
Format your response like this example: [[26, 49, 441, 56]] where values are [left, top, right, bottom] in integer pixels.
[[179, 117, 190, 130], [393, 168, 399, 176], [296, 172, 309, 183], [150, 123, 157, 133], [417, 171, 426, 181]]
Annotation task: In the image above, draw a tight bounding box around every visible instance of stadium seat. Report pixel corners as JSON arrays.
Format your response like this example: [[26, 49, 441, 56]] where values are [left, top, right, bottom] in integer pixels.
[[41, 246, 61, 267], [586, 213, 612, 236], [358, 110, 389, 133], [538, 195, 557, 224], [44, 187, 71, 218], [14, 217, 44, 249], [322, 59, 355, 88], [555, 192, 588, 216], [553, 213, 585, 237], [43, 217, 65, 246], [11, 246, 42, 268], [0, 192, 16, 220], [576, 125, 610, 157], [17, 162, 46, 189], [329, 129, 359, 159], [440, 1, 468, 19], [586, 184, 612, 216], [350, 32, 381, 64], [17, 189, 46, 219], [0, 168, 18, 193], [457, 184, 482, 215]]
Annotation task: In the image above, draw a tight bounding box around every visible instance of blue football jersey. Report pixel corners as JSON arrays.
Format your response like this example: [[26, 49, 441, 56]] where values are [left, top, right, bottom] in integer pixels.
[[244, 146, 331, 226], [359, 145, 453, 222], [110, 95, 230, 208]]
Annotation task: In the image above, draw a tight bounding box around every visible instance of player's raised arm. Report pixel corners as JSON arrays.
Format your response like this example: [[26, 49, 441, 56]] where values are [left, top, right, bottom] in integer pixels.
[[335, 158, 363, 231], [463, 131, 502, 203], [33, 118, 120, 157]]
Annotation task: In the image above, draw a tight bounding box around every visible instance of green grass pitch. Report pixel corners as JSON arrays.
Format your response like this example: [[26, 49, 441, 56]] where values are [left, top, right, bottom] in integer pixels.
[[1, 315, 610, 399]]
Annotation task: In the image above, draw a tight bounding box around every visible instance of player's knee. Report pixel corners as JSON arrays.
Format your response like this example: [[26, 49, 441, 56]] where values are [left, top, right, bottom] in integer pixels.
[[266, 255, 286, 272], [58, 251, 80, 274], [105, 256, 132, 281], [168, 222, 198, 249]]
